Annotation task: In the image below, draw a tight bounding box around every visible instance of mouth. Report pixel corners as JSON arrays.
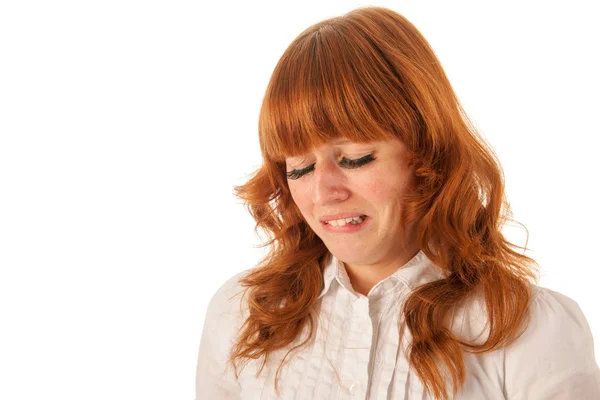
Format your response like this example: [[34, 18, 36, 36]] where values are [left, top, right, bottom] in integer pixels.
[[321, 214, 368, 227]]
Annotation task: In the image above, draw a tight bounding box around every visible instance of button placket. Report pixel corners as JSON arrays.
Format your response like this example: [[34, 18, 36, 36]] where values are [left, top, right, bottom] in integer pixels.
[[349, 296, 371, 398], [354, 296, 371, 336]]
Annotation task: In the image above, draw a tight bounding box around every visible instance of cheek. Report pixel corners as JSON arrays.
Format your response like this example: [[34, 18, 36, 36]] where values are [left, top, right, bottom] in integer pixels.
[[289, 185, 311, 215], [363, 175, 412, 206], [363, 178, 397, 198], [364, 180, 384, 197]]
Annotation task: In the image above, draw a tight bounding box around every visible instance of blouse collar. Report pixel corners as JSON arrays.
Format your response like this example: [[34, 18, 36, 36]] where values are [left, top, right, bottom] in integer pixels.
[[318, 250, 447, 301]]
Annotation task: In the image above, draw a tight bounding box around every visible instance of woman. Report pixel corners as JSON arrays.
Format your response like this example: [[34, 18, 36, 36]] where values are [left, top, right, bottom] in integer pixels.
[[196, 6, 600, 399]]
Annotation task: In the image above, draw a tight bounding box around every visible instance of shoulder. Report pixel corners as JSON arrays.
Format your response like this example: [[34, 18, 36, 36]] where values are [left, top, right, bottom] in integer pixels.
[[449, 284, 595, 344], [204, 269, 252, 326], [528, 285, 592, 335], [201, 269, 253, 358], [503, 285, 600, 398], [515, 285, 595, 354]]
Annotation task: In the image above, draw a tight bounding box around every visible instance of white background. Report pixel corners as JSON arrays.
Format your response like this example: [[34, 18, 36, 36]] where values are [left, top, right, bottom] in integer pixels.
[[1, 1, 598, 399]]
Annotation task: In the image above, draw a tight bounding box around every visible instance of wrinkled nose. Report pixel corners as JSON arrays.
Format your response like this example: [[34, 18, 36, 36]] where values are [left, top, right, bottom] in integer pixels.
[[312, 160, 350, 205]]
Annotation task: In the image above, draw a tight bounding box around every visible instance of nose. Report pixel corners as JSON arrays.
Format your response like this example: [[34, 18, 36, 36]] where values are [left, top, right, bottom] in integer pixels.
[[312, 159, 350, 205]]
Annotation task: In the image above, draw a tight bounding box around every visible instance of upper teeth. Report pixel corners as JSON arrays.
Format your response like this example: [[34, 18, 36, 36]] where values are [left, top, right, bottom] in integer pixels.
[[326, 216, 365, 227]]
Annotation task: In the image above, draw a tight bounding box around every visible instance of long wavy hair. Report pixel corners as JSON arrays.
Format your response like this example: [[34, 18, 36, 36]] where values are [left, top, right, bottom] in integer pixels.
[[227, 6, 538, 399]]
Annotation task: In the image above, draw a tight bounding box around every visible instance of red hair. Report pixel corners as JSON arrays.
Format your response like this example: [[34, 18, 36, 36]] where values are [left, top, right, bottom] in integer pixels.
[[228, 6, 538, 399]]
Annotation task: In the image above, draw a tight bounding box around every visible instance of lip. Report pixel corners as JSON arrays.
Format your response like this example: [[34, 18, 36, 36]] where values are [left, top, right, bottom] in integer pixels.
[[320, 215, 370, 233], [319, 212, 367, 223]]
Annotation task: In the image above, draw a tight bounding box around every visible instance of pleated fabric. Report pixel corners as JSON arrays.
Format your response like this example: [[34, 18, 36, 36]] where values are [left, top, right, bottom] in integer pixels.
[[197, 250, 600, 399]]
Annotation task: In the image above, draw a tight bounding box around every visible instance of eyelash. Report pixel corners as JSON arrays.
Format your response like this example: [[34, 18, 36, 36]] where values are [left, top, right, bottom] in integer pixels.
[[286, 154, 376, 180]]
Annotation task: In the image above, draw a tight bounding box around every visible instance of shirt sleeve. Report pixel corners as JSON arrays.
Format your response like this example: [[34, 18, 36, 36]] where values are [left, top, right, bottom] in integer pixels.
[[504, 287, 600, 399], [196, 271, 249, 400]]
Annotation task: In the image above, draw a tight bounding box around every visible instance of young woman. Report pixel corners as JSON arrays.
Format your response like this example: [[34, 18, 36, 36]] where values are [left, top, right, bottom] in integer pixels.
[[196, 6, 600, 399]]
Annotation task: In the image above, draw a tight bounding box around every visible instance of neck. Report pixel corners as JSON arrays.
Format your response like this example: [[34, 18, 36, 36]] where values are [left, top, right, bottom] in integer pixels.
[[343, 241, 420, 297]]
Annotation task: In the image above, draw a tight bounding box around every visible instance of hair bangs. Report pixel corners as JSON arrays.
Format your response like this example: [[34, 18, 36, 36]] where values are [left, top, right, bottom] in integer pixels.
[[258, 21, 419, 162]]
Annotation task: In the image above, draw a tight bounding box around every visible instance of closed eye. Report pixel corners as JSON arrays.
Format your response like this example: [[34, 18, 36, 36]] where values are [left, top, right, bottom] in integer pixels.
[[286, 164, 315, 180], [339, 154, 375, 169], [286, 154, 375, 180]]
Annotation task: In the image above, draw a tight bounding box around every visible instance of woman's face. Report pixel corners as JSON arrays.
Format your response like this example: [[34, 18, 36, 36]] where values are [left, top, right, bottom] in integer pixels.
[[285, 137, 418, 268]]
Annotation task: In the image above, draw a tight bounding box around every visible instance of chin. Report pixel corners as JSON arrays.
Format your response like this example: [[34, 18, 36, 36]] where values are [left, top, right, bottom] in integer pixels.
[[325, 244, 371, 266]]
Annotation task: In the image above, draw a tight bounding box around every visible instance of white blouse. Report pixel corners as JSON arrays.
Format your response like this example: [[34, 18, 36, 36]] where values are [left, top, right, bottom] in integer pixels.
[[196, 250, 600, 399]]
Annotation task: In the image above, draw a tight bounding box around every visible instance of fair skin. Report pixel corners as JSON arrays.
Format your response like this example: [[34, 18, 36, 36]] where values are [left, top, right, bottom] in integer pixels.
[[285, 137, 420, 296]]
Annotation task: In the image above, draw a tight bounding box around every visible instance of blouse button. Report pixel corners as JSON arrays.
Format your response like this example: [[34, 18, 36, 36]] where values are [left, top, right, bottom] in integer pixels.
[[348, 380, 359, 394]]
